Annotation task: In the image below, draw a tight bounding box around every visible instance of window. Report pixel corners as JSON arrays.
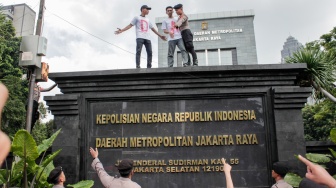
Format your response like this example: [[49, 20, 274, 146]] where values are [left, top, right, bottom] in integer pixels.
[[207, 50, 219, 66], [177, 48, 235, 66], [220, 50, 233, 65]]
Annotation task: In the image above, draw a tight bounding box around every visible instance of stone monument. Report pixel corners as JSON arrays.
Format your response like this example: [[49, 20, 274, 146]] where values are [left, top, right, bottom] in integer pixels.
[[45, 64, 311, 187]]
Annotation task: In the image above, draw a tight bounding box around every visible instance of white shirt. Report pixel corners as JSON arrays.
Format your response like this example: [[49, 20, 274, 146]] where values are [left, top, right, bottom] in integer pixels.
[[130, 16, 153, 40], [161, 17, 182, 41]]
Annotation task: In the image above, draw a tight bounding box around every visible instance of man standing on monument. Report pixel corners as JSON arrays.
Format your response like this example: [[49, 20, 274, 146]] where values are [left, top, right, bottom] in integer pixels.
[[90, 147, 141, 188], [173, 4, 198, 67], [271, 162, 293, 188], [115, 5, 167, 69], [161, 6, 189, 67]]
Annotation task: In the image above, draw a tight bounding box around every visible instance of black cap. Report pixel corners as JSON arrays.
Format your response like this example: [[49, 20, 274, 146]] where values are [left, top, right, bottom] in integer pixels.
[[140, 5, 151, 11], [173, 4, 183, 9], [273, 162, 289, 177], [116, 159, 134, 171], [47, 166, 62, 184]]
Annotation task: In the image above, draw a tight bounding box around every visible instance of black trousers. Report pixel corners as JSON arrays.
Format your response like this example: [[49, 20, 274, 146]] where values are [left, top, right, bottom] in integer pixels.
[[181, 29, 197, 64], [136, 38, 152, 68]]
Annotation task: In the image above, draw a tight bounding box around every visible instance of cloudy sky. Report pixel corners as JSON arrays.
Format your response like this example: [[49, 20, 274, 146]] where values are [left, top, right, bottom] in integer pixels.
[[2, 0, 336, 120]]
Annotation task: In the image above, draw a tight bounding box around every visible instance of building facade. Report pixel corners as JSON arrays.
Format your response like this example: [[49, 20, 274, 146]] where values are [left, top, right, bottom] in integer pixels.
[[281, 36, 303, 64], [156, 10, 258, 67], [1, 4, 36, 37]]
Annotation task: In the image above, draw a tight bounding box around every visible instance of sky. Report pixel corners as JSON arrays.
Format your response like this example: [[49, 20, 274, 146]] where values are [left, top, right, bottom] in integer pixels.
[[2, 0, 336, 120]]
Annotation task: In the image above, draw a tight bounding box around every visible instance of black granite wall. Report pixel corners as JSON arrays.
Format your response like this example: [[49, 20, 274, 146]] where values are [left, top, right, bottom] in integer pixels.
[[45, 64, 311, 187]]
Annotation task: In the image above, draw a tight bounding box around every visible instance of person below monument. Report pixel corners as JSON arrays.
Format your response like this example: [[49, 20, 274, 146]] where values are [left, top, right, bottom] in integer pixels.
[[115, 5, 167, 69], [173, 3, 198, 67], [89, 147, 141, 188], [47, 166, 66, 188], [271, 162, 293, 188], [161, 6, 189, 67]]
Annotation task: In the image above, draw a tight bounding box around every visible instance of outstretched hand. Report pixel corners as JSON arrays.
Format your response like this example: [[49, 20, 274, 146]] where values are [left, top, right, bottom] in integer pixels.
[[160, 35, 167, 41], [89, 147, 99, 159], [115, 28, 122, 35], [298, 155, 336, 188]]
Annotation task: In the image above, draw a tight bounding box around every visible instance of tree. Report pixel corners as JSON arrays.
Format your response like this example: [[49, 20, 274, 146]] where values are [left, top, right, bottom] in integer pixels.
[[0, 11, 28, 135], [303, 97, 336, 141], [286, 26, 336, 102], [320, 27, 336, 54], [286, 47, 336, 102], [32, 119, 54, 145]]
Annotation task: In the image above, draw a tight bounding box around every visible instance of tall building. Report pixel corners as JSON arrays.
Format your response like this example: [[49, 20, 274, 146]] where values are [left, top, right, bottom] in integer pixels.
[[156, 10, 258, 67], [281, 36, 303, 64], [1, 4, 36, 37]]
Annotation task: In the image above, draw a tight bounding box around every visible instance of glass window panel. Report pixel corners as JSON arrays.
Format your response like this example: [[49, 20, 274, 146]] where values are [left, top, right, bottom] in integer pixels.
[[196, 51, 206, 66], [220, 50, 233, 65], [207, 50, 219, 66]]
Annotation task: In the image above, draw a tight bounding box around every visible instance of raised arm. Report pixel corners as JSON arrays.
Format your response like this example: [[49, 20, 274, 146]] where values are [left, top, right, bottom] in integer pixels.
[[40, 83, 57, 92], [90, 147, 114, 187], [115, 24, 133, 35], [151, 28, 167, 41], [222, 158, 234, 188]]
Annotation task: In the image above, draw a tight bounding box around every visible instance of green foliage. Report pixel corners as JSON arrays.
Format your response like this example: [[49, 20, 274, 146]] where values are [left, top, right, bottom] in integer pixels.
[[286, 48, 336, 98], [284, 173, 302, 188], [329, 148, 336, 159], [67, 180, 95, 188], [37, 129, 61, 155], [320, 27, 336, 54], [32, 119, 54, 145], [11, 130, 39, 161], [303, 99, 336, 141], [0, 129, 61, 188], [330, 128, 336, 143], [306, 153, 331, 163], [286, 25, 336, 103], [0, 11, 28, 136]]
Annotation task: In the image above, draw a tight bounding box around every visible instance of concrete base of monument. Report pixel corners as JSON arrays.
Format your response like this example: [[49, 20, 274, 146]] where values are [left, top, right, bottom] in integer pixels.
[[45, 64, 311, 187]]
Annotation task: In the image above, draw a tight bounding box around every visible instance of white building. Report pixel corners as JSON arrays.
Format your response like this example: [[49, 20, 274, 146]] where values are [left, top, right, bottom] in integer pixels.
[[1, 4, 36, 37]]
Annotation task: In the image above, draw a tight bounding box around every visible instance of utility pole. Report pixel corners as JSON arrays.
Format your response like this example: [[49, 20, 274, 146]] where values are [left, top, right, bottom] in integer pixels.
[[23, 1, 45, 187], [25, 0, 45, 132]]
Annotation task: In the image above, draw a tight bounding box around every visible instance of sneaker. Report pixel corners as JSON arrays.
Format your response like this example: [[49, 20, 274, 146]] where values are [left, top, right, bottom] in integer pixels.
[[193, 59, 198, 66]]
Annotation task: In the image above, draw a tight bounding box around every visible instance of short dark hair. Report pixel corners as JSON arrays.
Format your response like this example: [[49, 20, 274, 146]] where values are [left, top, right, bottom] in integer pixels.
[[47, 166, 63, 185], [273, 162, 289, 178], [166, 6, 173, 11], [119, 169, 132, 178], [116, 159, 134, 178]]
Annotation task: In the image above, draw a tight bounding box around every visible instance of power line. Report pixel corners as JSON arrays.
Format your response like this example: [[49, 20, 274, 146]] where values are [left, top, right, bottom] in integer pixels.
[[45, 8, 156, 62]]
